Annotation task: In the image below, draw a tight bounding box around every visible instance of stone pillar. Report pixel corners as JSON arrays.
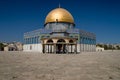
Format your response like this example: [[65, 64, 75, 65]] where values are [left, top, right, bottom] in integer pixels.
[[77, 44, 80, 53], [52, 39, 58, 54], [71, 44, 72, 53], [42, 44, 44, 53], [65, 39, 69, 54], [44, 44, 46, 53], [48, 44, 49, 53], [67, 44, 69, 54], [50, 45, 52, 53], [52, 45, 54, 53], [75, 44, 77, 54], [54, 44, 56, 54]]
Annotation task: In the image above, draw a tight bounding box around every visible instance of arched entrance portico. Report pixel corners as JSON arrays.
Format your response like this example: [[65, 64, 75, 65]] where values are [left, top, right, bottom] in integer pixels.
[[56, 39, 66, 53], [47, 39, 54, 53], [42, 37, 77, 54], [69, 40, 74, 53], [43, 39, 54, 53]]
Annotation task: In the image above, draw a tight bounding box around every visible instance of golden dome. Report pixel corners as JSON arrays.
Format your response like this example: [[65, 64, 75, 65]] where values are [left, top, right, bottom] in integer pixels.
[[45, 8, 74, 24]]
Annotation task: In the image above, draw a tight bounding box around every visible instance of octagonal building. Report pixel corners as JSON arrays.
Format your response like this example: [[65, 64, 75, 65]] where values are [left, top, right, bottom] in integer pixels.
[[23, 7, 96, 53]]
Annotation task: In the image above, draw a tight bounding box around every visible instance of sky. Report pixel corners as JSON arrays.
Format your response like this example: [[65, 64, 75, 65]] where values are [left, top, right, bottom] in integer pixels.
[[0, 0, 120, 44]]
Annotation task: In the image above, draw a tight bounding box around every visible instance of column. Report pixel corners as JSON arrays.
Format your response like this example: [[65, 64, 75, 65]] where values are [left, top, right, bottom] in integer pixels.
[[42, 44, 44, 53], [66, 44, 68, 54], [50, 45, 52, 53], [48, 44, 49, 53], [54, 44, 56, 54], [75, 44, 77, 54], [71, 44, 72, 53]]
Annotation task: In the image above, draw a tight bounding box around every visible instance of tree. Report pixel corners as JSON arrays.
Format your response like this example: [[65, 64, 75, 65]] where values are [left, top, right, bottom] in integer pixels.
[[116, 45, 120, 50], [96, 44, 103, 47], [104, 44, 108, 50], [0, 43, 5, 51], [108, 45, 113, 50]]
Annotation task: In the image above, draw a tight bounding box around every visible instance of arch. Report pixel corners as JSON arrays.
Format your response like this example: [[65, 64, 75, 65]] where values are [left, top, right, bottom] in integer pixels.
[[57, 39, 65, 43], [56, 39, 66, 53], [44, 39, 54, 53], [47, 39, 53, 43], [69, 40, 74, 43]]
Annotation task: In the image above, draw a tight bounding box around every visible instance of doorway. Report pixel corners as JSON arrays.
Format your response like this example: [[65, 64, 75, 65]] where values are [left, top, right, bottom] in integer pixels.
[[56, 39, 66, 53]]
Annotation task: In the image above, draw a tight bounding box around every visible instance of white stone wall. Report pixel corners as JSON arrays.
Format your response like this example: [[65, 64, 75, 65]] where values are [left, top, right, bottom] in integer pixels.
[[4, 47, 9, 51], [77, 44, 80, 52], [23, 43, 96, 53], [79, 44, 96, 52], [81, 44, 83, 52], [23, 44, 42, 52], [84, 44, 86, 52], [96, 47, 104, 51]]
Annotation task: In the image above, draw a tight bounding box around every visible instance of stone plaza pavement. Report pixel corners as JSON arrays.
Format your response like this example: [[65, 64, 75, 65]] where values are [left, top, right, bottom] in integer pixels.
[[0, 51, 120, 80]]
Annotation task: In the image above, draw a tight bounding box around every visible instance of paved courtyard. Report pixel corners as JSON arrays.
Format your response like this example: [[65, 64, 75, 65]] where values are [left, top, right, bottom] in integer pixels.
[[0, 51, 120, 80]]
